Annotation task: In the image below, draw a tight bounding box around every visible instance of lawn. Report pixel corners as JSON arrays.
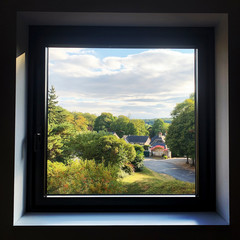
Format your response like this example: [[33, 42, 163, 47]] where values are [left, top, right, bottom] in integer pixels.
[[121, 167, 195, 195]]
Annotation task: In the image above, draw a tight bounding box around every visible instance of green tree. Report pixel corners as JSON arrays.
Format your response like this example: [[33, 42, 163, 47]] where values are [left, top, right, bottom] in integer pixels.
[[150, 119, 167, 137], [48, 86, 58, 124], [130, 119, 149, 136], [110, 115, 131, 138], [48, 122, 76, 162], [47, 86, 76, 163], [70, 131, 110, 160], [165, 96, 195, 165], [81, 112, 97, 130], [94, 112, 116, 132], [70, 112, 88, 132], [110, 116, 149, 137]]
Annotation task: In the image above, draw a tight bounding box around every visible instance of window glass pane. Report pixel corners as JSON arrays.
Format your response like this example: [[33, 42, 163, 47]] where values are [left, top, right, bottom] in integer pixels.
[[47, 47, 196, 195]]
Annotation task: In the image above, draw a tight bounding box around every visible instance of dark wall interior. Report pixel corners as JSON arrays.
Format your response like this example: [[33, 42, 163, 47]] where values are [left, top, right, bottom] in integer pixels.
[[1, 0, 239, 239]]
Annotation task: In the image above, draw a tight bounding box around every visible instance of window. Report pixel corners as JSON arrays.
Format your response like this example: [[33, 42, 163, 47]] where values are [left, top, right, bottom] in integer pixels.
[[27, 26, 215, 212]]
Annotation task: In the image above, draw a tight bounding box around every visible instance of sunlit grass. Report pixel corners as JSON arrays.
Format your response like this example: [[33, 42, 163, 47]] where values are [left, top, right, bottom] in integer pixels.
[[120, 167, 195, 195]]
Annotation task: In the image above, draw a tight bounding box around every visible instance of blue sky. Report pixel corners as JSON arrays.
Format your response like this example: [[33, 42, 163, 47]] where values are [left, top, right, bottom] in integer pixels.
[[49, 48, 194, 118]]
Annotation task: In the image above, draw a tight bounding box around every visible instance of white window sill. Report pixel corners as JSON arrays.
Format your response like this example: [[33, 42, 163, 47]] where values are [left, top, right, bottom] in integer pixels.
[[14, 212, 228, 226]]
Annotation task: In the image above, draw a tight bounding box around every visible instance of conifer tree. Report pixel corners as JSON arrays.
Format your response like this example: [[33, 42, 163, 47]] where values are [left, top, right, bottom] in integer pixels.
[[48, 86, 58, 124]]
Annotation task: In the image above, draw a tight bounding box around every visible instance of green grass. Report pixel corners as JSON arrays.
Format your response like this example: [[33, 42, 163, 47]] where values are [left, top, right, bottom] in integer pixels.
[[120, 167, 195, 195]]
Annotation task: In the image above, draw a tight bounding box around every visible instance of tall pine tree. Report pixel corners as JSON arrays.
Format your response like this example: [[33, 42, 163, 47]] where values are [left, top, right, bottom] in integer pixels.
[[48, 86, 58, 124]]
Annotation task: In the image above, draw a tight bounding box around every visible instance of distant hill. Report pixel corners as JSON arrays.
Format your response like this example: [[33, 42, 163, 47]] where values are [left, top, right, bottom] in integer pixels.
[[143, 118, 172, 125]]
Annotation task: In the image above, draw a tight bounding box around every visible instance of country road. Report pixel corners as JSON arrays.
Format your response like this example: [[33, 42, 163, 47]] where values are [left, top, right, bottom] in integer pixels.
[[144, 157, 195, 183]]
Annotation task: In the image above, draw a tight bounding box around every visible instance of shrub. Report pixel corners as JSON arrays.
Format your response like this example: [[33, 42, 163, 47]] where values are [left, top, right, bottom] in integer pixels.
[[132, 151, 144, 171], [143, 145, 150, 150], [163, 155, 168, 159], [47, 159, 126, 194], [96, 135, 136, 170], [133, 144, 144, 154], [132, 144, 145, 171], [122, 162, 134, 175], [47, 160, 68, 193], [71, 133, 136, 174]]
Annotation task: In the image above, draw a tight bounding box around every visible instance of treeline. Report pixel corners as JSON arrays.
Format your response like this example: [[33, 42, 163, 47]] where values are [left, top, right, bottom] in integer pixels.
[[143, 118, 172, 125], [48, 86, 168, 163], [47, 86, 146, 172]]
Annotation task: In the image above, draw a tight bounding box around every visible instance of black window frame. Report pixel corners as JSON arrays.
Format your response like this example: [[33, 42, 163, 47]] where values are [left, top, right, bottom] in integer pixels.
[[27, 26, 215, 212]]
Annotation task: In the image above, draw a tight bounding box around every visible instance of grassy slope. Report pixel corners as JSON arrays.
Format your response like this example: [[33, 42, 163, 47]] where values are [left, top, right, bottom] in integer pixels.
[[121, 167, 195, 194]]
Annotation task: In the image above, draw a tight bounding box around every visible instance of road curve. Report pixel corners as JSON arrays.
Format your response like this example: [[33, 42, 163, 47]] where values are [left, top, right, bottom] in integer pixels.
[[144, 158, 195, 183]]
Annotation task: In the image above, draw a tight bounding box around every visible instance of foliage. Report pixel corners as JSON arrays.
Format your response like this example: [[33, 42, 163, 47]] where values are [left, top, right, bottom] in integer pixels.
[[80, 112, 97, 129], [150, 118, 168, 137], [70, 131, 110, 160], [93, 112, 116, 132], [71, 133, 136, 174], [130, 119, 149, 136], [48, 122, 76, 162], [121, 163, 135, 175], [110, 115, 131, 138], [47, 86, 77, 162], [143, 118, 172, 125], [67, 112, 88, 132], [110, 116, 149, 138], [165, 95, 195, 164], [96, 135, 136, 169], [48, 86, 59, 124], [131, 144, 145, 171], [143, 145, 150, 150], [47, 160, 126, 194], [133, 144, 144, 154]]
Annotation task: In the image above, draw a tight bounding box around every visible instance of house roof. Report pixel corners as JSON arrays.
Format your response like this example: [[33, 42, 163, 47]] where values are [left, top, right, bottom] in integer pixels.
[[150, 136, 163, 144], [125, 135, 149, 144], [151, 142, 166, 148]]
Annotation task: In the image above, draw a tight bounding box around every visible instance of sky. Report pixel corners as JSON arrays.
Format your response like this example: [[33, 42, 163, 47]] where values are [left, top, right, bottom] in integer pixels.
[[49, 48, 194, 119]]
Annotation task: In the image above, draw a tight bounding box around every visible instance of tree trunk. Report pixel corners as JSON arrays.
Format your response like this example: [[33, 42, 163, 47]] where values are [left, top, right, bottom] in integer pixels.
[[191, 157, 195, 166], [186, 155, 189, 164]]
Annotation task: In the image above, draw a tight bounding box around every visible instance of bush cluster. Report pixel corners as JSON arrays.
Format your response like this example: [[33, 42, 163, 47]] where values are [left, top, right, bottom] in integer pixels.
[[72, 133, 136, 174], [47, 159, 126, 194]]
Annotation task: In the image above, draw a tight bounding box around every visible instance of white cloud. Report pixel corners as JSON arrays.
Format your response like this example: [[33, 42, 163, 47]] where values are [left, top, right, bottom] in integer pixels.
[[49, 48, 194, 118]]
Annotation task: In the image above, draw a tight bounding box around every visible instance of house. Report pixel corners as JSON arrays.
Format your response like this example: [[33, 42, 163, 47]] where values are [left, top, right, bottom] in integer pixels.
[[150, 145, 166, 157], [123, 135, 151, 145], [150, 132, 166, 149], [150, 132, 171, 158], [150, 145, 172, 158]]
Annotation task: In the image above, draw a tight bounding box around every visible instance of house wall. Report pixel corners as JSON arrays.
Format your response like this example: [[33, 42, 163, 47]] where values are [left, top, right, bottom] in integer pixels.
[[152, 148, 165, 157], [145, 138, 151, 145], [0, 0, 239, 239]]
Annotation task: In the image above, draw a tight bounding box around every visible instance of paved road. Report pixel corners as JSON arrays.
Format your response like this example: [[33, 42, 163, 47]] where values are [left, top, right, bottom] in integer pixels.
[[144, 158, 195, 183]]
